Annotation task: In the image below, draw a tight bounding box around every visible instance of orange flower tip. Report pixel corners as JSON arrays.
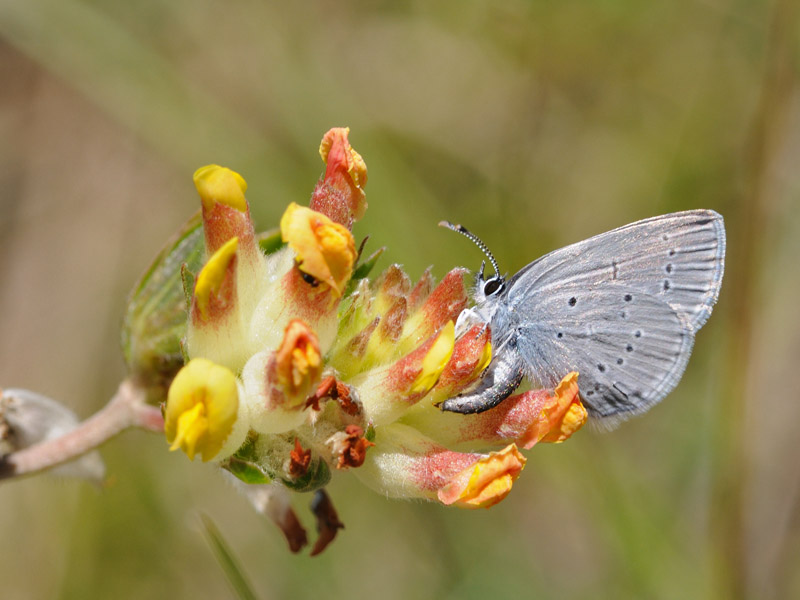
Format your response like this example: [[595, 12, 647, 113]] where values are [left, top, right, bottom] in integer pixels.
[[164, 358, 239, 462], [319, 127, 368, 193], [439, 444, 526, 509], [409, 321, 456, 395], [276, 320, 323, 404], [280, 203, 357, 296], [544, 371, 586, 443], [193, 165, 248, 212], [194, 237, 239, 321]]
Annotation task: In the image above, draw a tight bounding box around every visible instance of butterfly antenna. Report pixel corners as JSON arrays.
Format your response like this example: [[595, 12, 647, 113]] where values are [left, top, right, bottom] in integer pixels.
[[438, 221, 501, 276]]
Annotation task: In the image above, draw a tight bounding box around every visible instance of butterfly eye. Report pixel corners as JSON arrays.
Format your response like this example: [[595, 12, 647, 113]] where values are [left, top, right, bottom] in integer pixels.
[[483, 278, 504, 297]]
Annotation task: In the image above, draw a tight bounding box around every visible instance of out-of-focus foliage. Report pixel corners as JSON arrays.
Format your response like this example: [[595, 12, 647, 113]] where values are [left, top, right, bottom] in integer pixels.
[[0, 1, 798, 599]]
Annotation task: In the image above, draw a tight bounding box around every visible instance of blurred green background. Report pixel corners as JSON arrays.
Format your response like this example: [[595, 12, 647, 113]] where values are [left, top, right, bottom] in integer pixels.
[[1, 1, 798, 598]]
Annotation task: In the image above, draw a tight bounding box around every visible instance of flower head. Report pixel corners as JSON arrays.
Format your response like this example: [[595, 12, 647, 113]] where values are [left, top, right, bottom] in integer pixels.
[[136, 128, 587, 554]]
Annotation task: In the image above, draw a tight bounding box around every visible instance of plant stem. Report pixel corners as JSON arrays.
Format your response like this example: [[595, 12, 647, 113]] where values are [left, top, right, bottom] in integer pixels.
[[0, 379, 163, 481]]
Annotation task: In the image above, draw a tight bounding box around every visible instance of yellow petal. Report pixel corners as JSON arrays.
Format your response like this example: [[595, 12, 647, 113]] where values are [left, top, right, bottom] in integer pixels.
[[539, 372, 587, 443], [165, 358, 239, 462], [410, 321, 455, 395], [193, 164, 248, 212], [274, 319, 323, 406], [194, 237, 239, 321], [319, 127, 368, 192], [438, 444, 526, 509], [280, 203, 356, 296]]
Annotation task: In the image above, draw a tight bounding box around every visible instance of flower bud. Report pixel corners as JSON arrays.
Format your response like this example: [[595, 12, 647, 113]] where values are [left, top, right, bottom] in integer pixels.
[[194, 165, 267, 327], [311, 127, 367, 228], [437, 444, 526, 509], [397, 268, 469, 356], [186, 238, 254, 370]]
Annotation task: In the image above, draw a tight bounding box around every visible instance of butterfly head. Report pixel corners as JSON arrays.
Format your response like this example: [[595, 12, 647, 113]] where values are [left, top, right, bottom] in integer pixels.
[[474, 260, 506, 304], [439, 221, 506, 308]]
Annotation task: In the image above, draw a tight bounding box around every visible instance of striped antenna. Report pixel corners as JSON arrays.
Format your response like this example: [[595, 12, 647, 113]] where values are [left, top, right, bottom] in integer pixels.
[[438, 221, 501, 277]]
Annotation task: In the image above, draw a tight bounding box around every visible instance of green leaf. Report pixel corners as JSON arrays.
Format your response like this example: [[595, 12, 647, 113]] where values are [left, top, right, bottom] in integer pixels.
[[223, 457, 273, 485], [345, 246, 385, 297], [120, 213, 205, 402], [352, 245, 385, 281], [199, 514, 259, 600], [180, 263, 196, 312]]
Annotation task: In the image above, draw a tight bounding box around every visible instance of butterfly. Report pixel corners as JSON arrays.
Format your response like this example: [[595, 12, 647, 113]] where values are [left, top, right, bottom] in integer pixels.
[[439, 210, 726, 425]]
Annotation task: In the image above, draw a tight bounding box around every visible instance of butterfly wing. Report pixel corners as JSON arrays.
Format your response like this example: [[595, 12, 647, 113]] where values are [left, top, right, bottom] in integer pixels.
[[503, 210, 725, 421], [507, 210, 725, 332], [513, 283, 693, 419]]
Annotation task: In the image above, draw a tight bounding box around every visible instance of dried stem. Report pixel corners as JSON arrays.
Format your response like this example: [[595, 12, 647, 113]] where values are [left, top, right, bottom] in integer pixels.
[[0, 379, 163, 481]]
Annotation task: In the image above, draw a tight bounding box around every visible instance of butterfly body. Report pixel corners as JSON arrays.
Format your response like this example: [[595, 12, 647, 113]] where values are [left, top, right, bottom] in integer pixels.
[[440, 210, 726, 423]]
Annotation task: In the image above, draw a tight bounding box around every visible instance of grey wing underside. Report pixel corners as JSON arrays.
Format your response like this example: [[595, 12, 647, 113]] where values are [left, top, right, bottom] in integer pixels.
[[514, 284, 694, 420], [506, 210, 725, 421], [507, 210, 725, 332]]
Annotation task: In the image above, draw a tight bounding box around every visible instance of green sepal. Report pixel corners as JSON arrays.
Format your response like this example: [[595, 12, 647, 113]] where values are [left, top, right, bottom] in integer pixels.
[[221, 433, 275, 484], [345, 246, 385, 296], [121, 212, 205, 402], [179, 338, 190, 364], [232, 432, 259, 461], [257, 228, 286, 255], [222, 456, 273, 485], [353, 246, 385, 281], [281, 457, 331, 493]]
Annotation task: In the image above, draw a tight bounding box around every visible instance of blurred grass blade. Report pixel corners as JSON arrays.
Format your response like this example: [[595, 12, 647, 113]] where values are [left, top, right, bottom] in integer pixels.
[[200, 514, 259, 600]]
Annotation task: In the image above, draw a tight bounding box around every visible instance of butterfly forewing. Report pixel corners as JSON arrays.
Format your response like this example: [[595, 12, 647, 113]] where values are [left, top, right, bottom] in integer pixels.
[[506, 210, 725, 332]]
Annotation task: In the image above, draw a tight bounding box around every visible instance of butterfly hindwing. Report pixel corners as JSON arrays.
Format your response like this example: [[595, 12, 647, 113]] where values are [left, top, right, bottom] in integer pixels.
[[512, 283, 694, 419]]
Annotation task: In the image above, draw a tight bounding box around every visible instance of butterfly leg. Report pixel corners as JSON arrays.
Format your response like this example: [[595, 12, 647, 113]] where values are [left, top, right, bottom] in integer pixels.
[[439, 338, 525, 414]]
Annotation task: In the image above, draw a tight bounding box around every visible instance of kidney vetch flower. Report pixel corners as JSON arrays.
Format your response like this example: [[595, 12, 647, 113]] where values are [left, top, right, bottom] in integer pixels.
[[122, 127, 587, 554]]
